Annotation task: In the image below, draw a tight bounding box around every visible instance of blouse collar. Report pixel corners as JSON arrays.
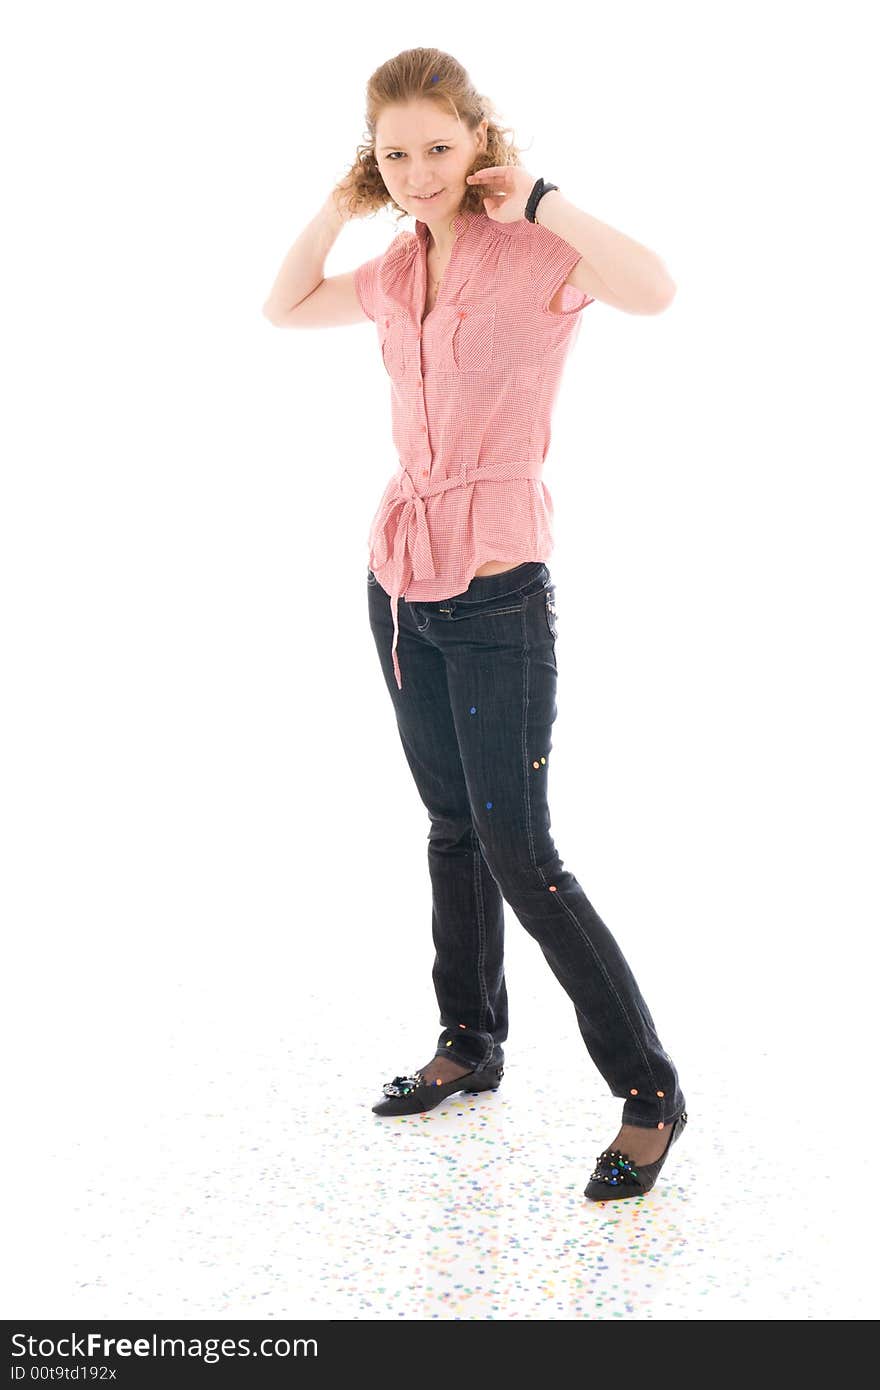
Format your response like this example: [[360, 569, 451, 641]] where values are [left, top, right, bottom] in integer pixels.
[[378, 204, 533, 315], [414, 206, 532, 242]]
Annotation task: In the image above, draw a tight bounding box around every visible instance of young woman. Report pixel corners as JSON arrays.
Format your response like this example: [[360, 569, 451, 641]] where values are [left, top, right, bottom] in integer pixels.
[[263, 49, 688, 1201]]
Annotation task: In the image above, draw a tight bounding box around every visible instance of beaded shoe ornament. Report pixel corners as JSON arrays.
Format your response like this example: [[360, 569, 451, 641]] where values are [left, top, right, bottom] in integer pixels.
[[584, 1109, 688, 1201], [372, 1061, 504, 1115], [588, 1148, 645, 1189], [382, 1071, 427, 1098]]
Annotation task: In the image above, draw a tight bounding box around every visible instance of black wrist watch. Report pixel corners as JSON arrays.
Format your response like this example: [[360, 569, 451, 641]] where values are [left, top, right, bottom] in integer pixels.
[[525, 176, 560, 223]]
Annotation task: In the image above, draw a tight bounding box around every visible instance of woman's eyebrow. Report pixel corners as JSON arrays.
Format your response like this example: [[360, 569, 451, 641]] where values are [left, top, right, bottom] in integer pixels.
[[379, 138, 456, 150]]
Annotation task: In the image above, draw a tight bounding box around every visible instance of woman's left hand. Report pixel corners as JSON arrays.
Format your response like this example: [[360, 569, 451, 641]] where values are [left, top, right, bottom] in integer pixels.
[[465, 166, 538, 223]]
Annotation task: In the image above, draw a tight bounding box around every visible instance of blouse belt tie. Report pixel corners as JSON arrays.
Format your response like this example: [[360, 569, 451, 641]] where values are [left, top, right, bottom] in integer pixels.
[[371, 459, 546, 691]]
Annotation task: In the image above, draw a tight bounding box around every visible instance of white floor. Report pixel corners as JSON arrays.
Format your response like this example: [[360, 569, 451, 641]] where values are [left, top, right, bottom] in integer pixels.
[[4, 990, 869, 1321]]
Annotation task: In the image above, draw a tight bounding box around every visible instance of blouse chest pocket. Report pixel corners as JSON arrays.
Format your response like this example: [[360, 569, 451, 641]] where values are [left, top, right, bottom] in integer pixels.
[[434, 300, 497, 373], [378, 310, 408, 378]]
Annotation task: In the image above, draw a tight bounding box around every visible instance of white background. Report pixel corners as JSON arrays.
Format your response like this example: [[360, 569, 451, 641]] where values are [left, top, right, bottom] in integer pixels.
[[2, 0, 878, 1321]]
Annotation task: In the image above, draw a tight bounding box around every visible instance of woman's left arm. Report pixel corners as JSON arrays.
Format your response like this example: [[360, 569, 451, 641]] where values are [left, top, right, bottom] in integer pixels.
[[467, 169, 677, 315], [535, 190, 676, 314]]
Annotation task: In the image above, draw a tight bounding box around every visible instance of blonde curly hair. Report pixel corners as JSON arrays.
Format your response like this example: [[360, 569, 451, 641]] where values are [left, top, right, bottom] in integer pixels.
[[335, 47, 524, 228]]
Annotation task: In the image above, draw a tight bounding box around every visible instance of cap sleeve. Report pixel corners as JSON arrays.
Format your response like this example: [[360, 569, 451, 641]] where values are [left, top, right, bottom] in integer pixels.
[[353, 252, 383, 322], [527, 222, 596, 317]]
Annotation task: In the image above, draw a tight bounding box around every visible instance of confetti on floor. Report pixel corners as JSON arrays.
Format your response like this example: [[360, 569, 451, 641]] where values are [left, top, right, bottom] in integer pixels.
[[4, 1019, 867, 1320]]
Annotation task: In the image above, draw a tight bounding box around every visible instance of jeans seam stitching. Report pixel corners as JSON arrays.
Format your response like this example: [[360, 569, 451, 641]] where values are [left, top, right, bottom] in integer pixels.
[[407, 601, 430, 632], [474, 604, 521, 617], [521, 597, 663, 1108], [471, 826, 494, 1067], [521, 604, 544, 889], [513, 564, 549, 597]]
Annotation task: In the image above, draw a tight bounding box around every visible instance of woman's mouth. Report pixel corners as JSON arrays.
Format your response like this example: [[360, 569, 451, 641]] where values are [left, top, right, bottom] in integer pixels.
[[412, 189, 444, 202]]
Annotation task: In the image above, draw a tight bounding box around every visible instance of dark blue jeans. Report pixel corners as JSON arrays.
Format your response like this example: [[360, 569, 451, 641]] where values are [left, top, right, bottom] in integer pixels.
[[367, 560, 686, 1129]]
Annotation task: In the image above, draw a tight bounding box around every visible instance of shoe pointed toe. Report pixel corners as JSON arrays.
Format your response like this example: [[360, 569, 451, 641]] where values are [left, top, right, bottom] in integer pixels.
[[371, 1094, 427, 1116], [584, 1178, 645, 1201]]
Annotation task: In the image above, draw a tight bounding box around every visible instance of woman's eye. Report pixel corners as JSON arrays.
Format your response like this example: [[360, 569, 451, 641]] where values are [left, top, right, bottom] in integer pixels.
[[387, 145, 450, 160]]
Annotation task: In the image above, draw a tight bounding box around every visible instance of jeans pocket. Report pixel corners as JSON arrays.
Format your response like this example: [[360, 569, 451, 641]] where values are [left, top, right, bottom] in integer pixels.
[[367, 567, 379, 586]]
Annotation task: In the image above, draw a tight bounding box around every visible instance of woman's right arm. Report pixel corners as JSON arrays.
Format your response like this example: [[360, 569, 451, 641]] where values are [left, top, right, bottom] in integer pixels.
[[262, 192, 371, 329]]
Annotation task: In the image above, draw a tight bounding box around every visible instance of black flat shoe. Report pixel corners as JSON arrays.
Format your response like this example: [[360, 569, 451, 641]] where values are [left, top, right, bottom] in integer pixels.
[[371, 1060, 505, 1116], [584, 1109, 688, 1201]]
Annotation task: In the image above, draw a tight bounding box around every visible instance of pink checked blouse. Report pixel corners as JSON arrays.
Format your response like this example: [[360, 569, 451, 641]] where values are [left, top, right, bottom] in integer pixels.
[[354, 205, 595, 689]]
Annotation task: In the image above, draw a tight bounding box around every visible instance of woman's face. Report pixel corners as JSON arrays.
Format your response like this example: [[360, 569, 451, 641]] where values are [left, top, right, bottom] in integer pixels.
[[374, 100, 487, 224]]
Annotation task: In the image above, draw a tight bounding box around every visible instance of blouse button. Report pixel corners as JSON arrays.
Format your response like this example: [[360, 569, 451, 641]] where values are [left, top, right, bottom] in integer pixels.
[[422, 469, 429, 477], [385, 318, 390, 327], [457, 310, 468, 318]]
